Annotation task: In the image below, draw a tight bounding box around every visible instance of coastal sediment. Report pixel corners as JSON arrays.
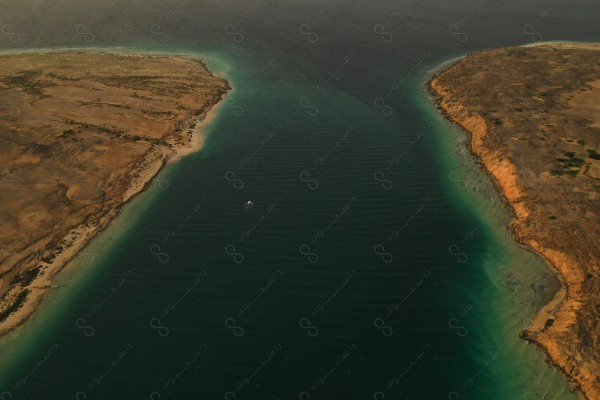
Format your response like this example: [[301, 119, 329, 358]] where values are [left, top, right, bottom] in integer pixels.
[[0, 50, 230, 335], [429, 43, 600, 400]]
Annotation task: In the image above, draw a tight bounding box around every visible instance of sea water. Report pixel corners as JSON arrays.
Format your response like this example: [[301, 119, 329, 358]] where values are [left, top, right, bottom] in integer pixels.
[[1, 0, 599, 398]]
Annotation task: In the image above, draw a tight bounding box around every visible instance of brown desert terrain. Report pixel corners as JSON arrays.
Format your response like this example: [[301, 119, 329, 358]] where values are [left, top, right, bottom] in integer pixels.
[[0, 50, 229, 334], [430, 42, 600, 400]]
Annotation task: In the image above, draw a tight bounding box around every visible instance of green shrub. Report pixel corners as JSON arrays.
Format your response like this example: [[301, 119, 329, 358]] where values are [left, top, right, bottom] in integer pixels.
[[587, 149, 600, 160], [572, 157, 585, 165]]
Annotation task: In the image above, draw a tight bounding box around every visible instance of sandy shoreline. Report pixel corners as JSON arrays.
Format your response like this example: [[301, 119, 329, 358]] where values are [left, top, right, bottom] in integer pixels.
[[170, 81, 232, 164], [428, 42, 600, 400], [0, 49, 230, 336]]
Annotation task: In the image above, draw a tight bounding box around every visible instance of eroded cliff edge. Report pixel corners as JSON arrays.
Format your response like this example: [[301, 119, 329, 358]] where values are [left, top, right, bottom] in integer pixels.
[[429, 42, 600, 400]]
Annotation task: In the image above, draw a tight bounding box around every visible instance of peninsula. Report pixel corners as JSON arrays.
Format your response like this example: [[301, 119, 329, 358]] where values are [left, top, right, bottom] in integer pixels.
[[430, 42, 600, 399], [0, 50, 229, 334]]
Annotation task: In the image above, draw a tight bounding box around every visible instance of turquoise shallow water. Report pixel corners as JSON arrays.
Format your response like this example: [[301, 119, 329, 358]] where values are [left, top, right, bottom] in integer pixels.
[[1, 0, 599, 399]]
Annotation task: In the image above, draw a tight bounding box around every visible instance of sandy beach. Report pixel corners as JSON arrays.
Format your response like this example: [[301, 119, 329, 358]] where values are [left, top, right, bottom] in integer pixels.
[[429, 42, 600, 400], [0, 50, 230, 336]]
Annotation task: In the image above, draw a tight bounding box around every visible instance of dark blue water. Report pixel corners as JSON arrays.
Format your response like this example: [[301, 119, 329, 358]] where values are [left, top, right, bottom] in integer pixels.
[[1, 0, 599, 399]]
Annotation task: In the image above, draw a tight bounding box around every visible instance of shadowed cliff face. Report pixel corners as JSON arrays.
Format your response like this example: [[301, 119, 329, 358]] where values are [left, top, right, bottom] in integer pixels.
[[431, 44, 600, 399]]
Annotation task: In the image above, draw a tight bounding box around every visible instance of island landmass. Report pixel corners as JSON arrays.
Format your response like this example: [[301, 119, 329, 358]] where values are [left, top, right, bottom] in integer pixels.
[[430, 42, 600, 400], [0, 50, 230, 334]]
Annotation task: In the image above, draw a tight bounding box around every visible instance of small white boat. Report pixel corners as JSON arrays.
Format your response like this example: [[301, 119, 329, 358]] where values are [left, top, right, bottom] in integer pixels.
[[244, 200, 254, 209]]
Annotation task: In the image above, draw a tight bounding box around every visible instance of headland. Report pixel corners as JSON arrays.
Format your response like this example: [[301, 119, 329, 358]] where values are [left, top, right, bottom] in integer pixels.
[[429, 42, 600, 399], [0, 50, 230, 335]]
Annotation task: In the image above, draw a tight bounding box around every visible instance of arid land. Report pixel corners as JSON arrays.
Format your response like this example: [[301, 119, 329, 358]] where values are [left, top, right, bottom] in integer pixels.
[[0, 50, 229, 334], [430, 42, 600, 399]]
